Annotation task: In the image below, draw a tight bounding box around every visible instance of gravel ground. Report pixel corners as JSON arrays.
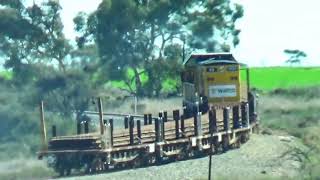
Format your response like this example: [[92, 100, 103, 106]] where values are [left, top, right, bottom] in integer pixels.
[[58, 134, 306, 180]]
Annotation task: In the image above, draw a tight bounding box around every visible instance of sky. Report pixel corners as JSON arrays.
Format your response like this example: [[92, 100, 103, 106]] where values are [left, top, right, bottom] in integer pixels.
[[29, 0, 320, 67], [233, 0, 320, 66]]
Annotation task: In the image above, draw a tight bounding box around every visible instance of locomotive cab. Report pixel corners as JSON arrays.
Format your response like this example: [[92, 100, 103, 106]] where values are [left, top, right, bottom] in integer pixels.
[[182, 53, 250, 118]]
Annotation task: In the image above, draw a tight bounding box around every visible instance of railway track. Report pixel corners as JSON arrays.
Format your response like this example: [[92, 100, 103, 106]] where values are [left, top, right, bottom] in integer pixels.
[[38, 101, 259, 176]]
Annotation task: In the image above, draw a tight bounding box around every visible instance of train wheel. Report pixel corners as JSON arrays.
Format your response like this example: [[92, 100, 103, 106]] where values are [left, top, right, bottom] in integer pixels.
[[235, 139, 241, 149], [176, 148, 187, 161], [131, 158, 142, 168], [66, 168, 71, 176], [84, 164, 90, 174], [188, 149, 197, 158], [85, 163, 96, 174], [240, 133, 249, 143], [212, 138, 220, 154], [155, 156, 164, 165], [168, 156, 178, 163], [222, 136, 229, 152], [252, 124, 260, 134], [146, 155, 155, 165], [58, 167, 64, 177], [55, 156, 67, 176], [103, 162, 109, 171], [207, 145, 214, 155], [240, 134, 245, 143]]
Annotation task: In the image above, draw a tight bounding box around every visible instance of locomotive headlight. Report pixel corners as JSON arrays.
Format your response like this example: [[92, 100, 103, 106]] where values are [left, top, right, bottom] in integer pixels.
[[227, 66, 238, 71], [206, 67, 217, 72]]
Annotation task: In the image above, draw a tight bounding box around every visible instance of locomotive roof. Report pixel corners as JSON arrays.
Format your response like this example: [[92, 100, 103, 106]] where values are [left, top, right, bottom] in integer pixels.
[[183, 53, 238, 66]]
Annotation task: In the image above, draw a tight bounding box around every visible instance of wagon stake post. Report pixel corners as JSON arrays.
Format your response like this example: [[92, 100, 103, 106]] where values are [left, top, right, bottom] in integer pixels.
[[98, 97, 104, 135], [39, 101, 47, 151]]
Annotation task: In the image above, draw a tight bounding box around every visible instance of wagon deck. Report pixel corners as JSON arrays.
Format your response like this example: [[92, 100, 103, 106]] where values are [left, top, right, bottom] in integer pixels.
[[38, 101, 258, 176]]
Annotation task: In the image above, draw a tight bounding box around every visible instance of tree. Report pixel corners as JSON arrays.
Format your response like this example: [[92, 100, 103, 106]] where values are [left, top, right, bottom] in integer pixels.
[[0, 1, 102, 157], [284, 49, 307, 65], [0, 0, 72, 84], [0, 1, 98, 118], [74, 0, 243, 97], [35, 68, 96, 118]]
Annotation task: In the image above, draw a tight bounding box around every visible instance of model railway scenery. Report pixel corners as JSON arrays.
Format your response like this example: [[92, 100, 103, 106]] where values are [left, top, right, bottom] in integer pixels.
[[0, 0, 320, 180]]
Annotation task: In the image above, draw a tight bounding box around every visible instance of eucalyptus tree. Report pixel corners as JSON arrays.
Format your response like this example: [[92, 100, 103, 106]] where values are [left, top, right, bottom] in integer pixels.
[[75, 0, 243, 97], [284, 49, 307, 66], [0, 0, 97, 119], [0, 0, 71, 83]]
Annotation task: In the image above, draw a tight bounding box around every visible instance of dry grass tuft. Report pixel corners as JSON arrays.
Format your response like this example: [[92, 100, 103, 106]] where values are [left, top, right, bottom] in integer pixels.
[[260, 95, 320, 112], [0, 158, 55, 180]]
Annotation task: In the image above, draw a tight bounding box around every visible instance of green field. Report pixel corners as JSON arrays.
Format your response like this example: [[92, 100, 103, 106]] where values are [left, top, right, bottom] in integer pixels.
[[0, 70, 12, 80], [109, 66, 320, 93], [1, 66, 320, 91], [249, 66, 320, 91]]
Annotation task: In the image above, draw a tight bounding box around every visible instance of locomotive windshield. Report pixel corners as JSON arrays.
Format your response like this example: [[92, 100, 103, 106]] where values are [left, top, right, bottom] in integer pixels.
[[183, 53, 237, 67]]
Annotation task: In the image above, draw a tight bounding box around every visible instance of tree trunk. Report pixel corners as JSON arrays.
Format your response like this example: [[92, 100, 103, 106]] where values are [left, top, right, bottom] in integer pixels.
[[57, 58, 66, 74], [155, 80, 162, 97], [133, 68, 143, 97]]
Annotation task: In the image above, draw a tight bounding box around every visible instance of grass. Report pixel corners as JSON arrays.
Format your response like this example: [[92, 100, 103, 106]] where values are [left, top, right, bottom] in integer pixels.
[[197, 175, 293, 180], [258, 87, 320, 179], [0, 158, 55, 180], [1, 87, 318, 180], [109, 66, 320, 93], [2, 66, 320, 179], [249, 67, 320, 90], [2, 66, 320, 92]]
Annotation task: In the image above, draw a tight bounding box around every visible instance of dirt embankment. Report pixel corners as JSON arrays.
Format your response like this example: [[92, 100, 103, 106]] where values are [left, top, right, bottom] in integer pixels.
[[57, 134, 306, 180]]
